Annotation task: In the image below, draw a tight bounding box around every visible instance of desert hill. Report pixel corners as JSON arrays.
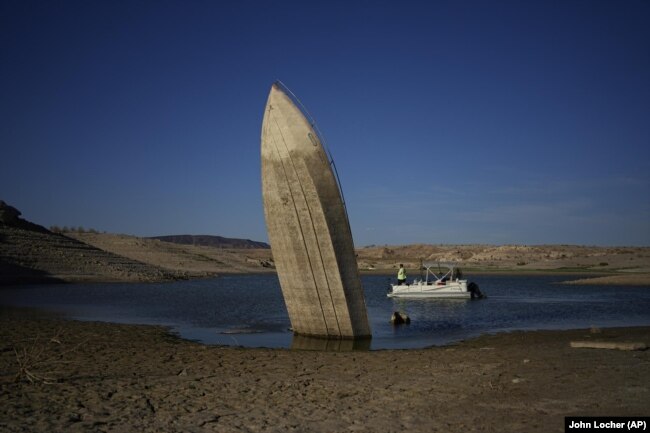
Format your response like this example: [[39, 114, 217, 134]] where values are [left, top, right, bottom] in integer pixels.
[[1, 201, 648, 285], [67, 232, 274, 278], [0, 201, 179, 284], [355, 244, 650, 285], [355, 244, 650, 272], [150, 234, 269, 249], [0, 201, 274, 285]]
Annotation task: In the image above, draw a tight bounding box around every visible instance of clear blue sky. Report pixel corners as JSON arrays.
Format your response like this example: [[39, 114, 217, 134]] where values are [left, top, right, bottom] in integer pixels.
[[1, 0, 649, 246]]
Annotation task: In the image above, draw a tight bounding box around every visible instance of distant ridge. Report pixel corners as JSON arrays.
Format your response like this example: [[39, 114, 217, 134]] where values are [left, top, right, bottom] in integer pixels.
[[151, 235, 270, 249]]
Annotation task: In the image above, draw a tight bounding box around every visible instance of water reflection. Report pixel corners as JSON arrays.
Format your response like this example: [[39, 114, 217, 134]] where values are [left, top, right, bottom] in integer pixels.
[[291, 334, 372, 351]]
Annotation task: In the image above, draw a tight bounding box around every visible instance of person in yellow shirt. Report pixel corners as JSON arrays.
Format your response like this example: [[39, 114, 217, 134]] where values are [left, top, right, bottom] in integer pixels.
[[397, 264, 407, 285]]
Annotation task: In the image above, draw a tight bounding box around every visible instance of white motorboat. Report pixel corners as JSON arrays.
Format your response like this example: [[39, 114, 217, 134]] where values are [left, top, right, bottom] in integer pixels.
[[387, 262, 483, 299]]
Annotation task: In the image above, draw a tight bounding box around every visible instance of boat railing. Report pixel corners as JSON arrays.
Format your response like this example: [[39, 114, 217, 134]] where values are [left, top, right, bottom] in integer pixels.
[[275, 80, 352, 233], [273, 80, 352, 233]]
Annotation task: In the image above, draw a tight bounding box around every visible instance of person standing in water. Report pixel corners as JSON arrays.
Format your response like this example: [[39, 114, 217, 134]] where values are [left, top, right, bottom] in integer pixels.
[[397, 264, 407, 285]]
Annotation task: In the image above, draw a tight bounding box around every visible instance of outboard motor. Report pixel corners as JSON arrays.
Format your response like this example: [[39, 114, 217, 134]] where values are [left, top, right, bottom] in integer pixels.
[[468, 281, 485, 299]]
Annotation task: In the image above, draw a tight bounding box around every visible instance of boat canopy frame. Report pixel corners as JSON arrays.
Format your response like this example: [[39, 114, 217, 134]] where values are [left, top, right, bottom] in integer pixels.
[[420, 262, 462, 285]]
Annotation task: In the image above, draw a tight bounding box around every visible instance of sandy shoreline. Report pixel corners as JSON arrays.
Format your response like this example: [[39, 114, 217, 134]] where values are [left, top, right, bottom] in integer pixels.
[[1, 307, 648, 432]]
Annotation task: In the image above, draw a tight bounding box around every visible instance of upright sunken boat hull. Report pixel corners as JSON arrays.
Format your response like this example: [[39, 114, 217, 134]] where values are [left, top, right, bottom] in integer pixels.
[[261, 82, 371, 339]]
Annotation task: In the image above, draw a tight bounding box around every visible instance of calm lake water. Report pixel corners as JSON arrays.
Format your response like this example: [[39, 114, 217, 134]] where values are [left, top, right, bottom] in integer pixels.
[[1, 274, 649, 350]]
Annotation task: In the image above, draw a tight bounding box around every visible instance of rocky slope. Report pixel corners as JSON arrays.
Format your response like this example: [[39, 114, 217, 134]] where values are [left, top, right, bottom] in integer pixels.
[[67, 232, 274, 277], [150, 234, 269, 249], [0, 226, 178, 285]]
